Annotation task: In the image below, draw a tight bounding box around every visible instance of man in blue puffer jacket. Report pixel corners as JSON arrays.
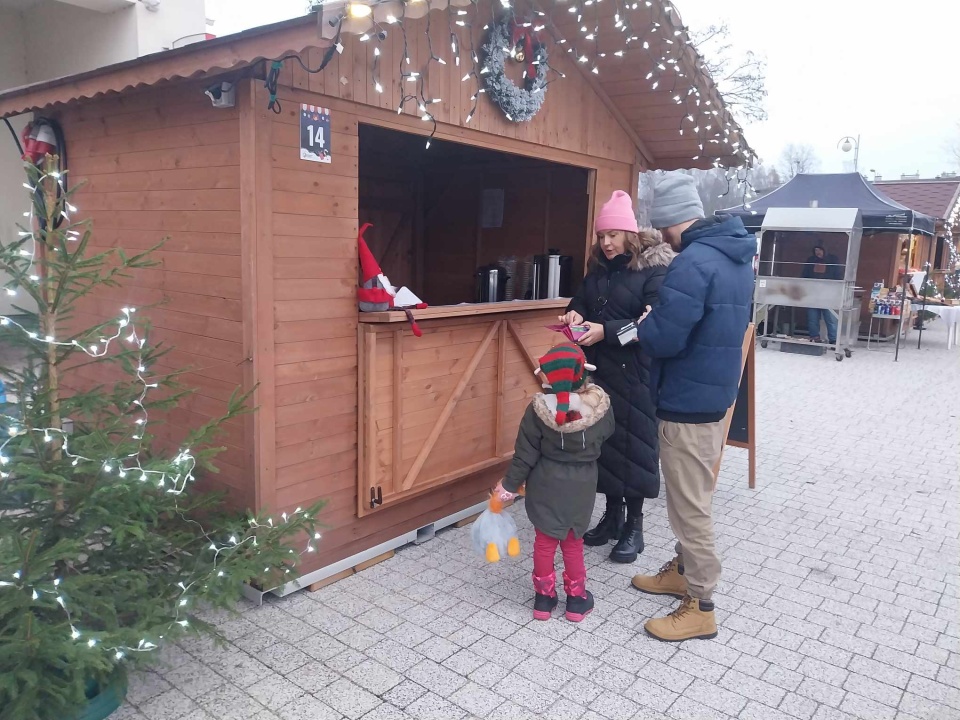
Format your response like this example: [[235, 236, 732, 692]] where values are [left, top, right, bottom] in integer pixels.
[[628, 172, 755, 642]]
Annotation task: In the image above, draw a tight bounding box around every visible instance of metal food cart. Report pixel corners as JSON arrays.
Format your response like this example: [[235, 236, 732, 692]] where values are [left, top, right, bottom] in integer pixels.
[[754, 207, 862, 362]]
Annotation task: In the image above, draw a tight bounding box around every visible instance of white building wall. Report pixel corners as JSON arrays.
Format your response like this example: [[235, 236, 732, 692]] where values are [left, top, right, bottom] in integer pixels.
[[0, 9, 32, 316], [22, 1, 140, 82], [135, 0, 209, 54], [0, 0, 206, 317]]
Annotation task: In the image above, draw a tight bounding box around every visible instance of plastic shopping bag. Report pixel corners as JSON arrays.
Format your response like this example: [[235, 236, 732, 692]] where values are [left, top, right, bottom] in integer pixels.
[[471, 493, 521, 563]]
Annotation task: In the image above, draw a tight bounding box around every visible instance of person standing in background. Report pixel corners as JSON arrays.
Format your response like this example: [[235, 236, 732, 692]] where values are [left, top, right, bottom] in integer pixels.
[[802, 244, 842, 344]]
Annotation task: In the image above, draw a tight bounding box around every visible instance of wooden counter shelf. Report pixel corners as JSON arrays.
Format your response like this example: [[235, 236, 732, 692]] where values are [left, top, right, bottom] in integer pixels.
[[357, 300, 568, 517], [358, 298, 570, 323]]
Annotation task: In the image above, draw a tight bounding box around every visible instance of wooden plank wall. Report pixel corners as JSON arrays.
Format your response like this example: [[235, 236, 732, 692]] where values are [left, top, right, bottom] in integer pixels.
[[363, 310, 558, 513], [274, 3, 639, 168], [57, 80, 252, 508], [265, 8, 638, 570]]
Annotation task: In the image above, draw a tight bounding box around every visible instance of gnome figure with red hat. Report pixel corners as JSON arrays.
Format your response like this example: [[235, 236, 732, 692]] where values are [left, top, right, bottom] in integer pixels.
[[493, 343, 615, 622], [356, 223, 427, 335]]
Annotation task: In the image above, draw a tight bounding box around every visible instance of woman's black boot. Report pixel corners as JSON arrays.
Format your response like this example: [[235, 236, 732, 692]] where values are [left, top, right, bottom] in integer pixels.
[[583, 496, 625, 547], [610, 500, 644, 563]]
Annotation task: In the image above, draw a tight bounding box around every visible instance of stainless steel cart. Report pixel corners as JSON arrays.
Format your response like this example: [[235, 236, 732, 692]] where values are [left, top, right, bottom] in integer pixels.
[[753, 207, 862, 362]]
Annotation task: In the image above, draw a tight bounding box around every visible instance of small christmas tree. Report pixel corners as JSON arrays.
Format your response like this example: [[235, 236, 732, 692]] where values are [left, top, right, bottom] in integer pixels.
[[0, 158, 323, 720]]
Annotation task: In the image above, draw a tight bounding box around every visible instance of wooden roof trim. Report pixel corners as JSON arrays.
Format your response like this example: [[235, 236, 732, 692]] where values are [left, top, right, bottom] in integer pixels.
[[0, 15, 328, 118]]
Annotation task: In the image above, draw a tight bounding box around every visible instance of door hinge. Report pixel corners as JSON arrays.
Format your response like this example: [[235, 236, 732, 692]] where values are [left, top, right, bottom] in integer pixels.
[[369, 486, 383, 509]]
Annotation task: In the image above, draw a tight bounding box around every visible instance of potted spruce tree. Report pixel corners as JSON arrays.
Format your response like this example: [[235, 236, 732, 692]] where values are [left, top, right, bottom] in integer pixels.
[[0, 159, 323, 720]]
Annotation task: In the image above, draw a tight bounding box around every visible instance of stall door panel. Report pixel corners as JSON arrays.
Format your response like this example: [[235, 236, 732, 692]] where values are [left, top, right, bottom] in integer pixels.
[[358, 316, 559, 516]]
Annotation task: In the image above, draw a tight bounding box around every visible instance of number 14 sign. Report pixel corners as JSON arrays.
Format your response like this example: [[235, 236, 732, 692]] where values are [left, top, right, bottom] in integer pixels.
[[300, 104, 332, 164]]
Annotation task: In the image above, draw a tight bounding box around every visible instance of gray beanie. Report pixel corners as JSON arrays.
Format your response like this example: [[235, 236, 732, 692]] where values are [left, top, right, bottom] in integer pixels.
[[649, 172, 705, 229]]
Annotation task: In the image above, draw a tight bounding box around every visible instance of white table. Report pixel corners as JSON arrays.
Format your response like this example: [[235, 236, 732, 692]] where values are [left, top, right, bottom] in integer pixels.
[[916, 304, 960, 349]]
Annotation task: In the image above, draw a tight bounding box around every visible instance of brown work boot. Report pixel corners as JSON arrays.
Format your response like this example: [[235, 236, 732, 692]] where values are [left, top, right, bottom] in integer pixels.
[[631, 557, 688, 598], [644, 595, 718, 642]]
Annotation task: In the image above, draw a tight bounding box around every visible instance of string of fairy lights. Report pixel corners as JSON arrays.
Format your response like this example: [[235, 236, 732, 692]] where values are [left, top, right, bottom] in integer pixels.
[[943, 203, 960, 295], [316, 0, 752, 164], [0, 168, 320, 663]]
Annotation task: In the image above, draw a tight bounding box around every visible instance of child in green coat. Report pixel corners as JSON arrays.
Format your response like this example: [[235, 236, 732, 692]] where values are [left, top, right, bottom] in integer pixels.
[[494, 342, 615, 622]]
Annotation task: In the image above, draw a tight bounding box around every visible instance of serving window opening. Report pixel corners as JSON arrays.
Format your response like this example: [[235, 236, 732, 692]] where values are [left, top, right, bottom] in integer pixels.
[[358, 124, 592, 308]]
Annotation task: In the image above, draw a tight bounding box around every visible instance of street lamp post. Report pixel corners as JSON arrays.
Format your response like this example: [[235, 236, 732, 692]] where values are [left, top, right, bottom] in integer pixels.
[[837, 135, 860, 172]]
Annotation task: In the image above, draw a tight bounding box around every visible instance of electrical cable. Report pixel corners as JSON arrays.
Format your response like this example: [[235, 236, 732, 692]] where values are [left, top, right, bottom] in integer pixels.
[[3, 117, 24, 157], [264, 14, 343, 114]]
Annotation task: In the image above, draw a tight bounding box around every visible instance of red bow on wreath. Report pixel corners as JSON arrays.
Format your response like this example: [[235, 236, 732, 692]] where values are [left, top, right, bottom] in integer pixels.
[[510, 21, 540, 82]]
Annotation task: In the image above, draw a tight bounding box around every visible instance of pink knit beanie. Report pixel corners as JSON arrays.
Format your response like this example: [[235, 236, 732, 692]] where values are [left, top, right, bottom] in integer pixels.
[[595, 190, 639, 234]]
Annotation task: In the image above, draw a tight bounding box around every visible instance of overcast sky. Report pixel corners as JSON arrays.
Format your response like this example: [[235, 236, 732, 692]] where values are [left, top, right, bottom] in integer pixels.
[[208, 0, 960, 179]]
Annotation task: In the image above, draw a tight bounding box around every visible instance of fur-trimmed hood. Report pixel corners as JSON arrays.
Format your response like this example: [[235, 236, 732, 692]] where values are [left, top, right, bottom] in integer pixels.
[[532, 383, 611, 434], [636, 240, 676, 270]]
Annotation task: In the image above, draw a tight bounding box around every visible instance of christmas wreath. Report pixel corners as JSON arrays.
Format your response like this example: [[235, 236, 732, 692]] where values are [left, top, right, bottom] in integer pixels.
[[481, 16, 549, 122]]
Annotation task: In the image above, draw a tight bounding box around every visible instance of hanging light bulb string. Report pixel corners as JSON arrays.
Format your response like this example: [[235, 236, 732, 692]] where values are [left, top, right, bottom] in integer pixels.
[[461, 0, 484, 124], [416, 0, 443, 148], [360, 22, 387, 95], [0, 170, 323, 666], [338, 0, 749, 163], [395, 1, 421, 116], [447, 3, 461, 70]]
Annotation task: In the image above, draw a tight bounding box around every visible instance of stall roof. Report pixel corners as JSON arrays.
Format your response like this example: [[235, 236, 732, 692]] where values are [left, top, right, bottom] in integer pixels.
[[871, 178, 960, 223], [720, 173, 937, 236], [0, 1, 752, 171], [761, 207, 862, 233]]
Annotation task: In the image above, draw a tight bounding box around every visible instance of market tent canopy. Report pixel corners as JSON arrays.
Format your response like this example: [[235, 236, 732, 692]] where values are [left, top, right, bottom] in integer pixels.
[[720, 173, 936, 236]]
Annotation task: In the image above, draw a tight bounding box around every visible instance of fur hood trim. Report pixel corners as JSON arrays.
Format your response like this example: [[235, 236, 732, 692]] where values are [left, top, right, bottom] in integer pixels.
[[532, 383, 611, 433], [636, 241, 676, 269]]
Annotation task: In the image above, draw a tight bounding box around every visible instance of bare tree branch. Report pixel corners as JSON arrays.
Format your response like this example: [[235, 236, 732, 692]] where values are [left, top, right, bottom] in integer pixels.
[[691, 23, 768, 124], [779, 143, 821, 179]]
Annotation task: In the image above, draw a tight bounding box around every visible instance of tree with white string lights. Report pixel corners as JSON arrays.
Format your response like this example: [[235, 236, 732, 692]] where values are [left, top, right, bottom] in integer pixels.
[[0, 158, 324, 720]]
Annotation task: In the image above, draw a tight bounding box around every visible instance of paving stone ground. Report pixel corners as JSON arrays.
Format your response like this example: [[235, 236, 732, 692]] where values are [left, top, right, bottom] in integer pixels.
[[119, 325, 960, 720]]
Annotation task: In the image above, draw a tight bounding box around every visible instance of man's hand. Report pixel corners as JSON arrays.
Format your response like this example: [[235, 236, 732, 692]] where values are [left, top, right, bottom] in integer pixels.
[[559, 310, 584, 326], [577, 321, 605, 346], [637, 305, 653, 324]]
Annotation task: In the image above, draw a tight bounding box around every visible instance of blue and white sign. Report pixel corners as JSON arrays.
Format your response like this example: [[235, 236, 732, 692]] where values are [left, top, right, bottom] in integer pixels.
[[300, 104, 332, 164]]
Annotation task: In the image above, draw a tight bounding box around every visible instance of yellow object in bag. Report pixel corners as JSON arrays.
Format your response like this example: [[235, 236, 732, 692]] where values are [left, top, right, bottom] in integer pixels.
[[472, 493, 521, 563]]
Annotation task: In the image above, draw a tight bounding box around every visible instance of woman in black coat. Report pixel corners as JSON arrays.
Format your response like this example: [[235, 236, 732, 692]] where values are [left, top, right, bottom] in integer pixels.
[[559, 190, 674, 563]]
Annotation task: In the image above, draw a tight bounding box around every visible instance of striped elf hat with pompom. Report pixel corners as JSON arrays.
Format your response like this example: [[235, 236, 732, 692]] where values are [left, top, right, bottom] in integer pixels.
[[535, 342, 595, 425]]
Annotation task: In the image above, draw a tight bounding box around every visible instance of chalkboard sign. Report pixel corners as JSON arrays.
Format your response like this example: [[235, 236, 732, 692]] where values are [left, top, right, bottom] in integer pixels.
[[714, 324, 756, 489], [727, 354, 750, 445]]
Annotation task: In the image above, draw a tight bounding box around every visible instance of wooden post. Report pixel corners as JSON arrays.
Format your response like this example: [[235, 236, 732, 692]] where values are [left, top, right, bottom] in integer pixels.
[[495, 321, 506, 457], [392, 328, 403, 492], [239, 80, 277, 514]]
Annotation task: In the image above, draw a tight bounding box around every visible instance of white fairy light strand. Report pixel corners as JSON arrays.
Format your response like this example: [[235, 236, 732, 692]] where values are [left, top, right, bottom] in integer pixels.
[[340, 0, 751, 164], [0, 171, 322, 665]]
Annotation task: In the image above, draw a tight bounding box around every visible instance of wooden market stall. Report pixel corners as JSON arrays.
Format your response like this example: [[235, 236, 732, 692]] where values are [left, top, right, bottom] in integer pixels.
[[0, 0, 750, 590]]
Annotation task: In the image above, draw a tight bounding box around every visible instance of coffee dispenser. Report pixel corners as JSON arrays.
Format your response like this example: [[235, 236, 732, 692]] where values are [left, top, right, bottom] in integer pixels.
[[476, 264, 508, 303], [531, 251, 573, 299]]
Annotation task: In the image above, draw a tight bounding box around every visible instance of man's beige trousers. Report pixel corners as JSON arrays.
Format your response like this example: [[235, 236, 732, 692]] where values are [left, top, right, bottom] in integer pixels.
[[659, 419, 724, 601]]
